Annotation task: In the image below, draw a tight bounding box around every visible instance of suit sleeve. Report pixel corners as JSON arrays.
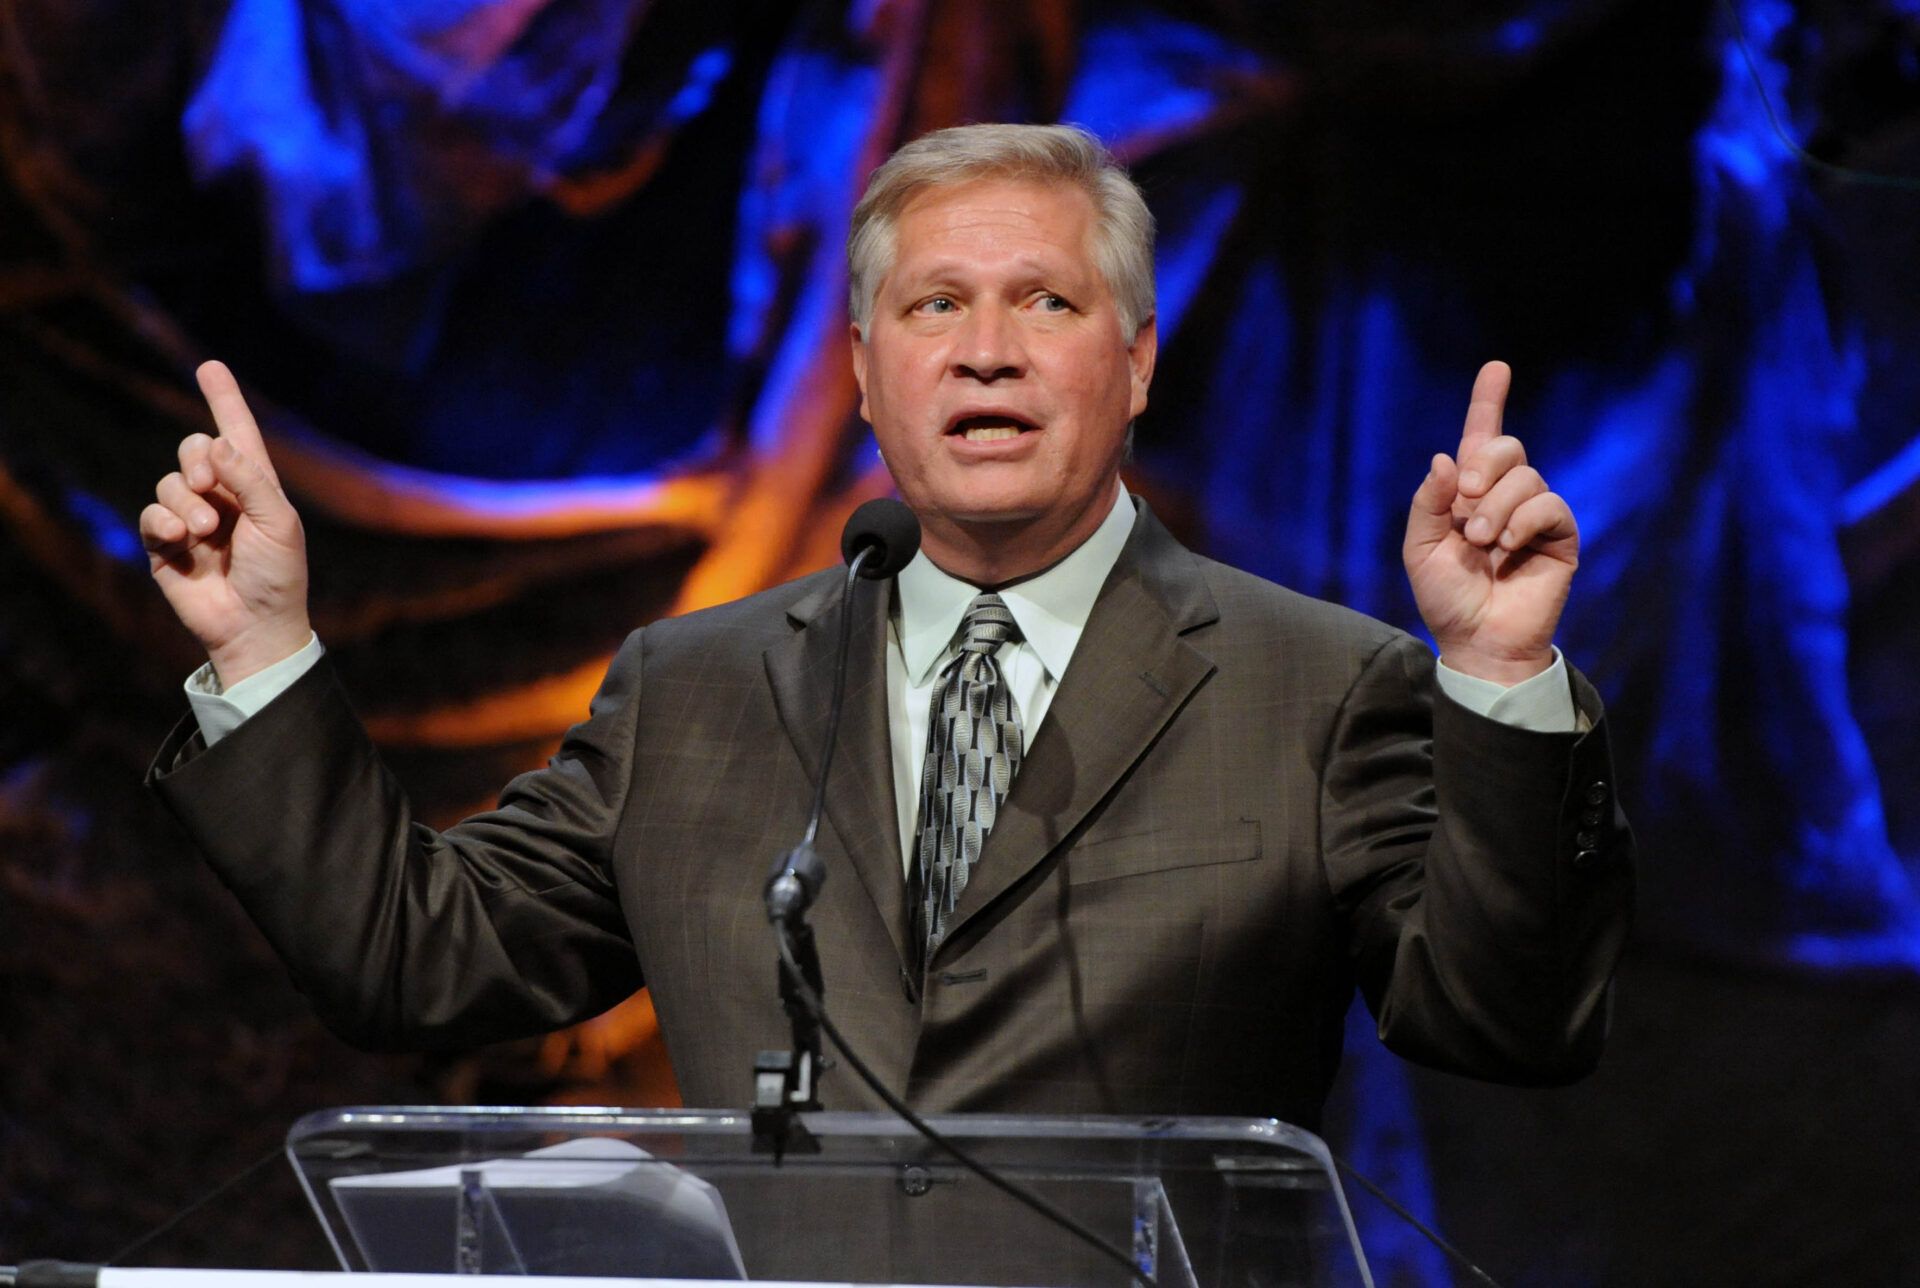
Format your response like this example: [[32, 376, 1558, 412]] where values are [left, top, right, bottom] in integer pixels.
[[148, 634, 648, 1051], [1320, 632, 1633, 1083]]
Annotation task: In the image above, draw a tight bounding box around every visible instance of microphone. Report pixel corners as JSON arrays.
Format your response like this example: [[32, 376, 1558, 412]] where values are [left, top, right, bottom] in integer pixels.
[[840, 496, 921, 580], [754, 499, 920, 1156], [765, 499, 921, 923]]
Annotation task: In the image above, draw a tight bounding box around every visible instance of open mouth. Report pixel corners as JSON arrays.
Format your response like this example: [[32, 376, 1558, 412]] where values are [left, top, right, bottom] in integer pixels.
[[948, 414, 1039, 442]]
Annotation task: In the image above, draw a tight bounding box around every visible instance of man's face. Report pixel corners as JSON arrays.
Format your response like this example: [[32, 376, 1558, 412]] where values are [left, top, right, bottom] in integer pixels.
[[851, 178, 1156, 580]]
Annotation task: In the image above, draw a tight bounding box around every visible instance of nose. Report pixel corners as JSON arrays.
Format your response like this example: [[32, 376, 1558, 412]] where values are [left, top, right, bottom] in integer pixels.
[[951, 302, 1025, 383]]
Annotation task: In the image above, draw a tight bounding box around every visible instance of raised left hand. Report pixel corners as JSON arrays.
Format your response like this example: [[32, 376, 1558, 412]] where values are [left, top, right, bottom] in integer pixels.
[[1402, 361, 1579, 685]]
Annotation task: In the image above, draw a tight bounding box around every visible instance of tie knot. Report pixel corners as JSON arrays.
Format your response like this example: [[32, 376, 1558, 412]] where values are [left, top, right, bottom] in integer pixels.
[[957, 593, 1021, 655]]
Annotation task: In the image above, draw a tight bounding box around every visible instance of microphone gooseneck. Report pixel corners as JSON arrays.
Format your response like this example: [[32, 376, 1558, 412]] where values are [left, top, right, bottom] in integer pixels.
[[768, 498, 923, 922], [754, 501, 921, 1161]]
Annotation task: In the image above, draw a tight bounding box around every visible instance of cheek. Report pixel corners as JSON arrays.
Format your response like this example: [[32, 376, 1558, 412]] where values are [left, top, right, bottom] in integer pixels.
[[872, 426, 922, 484], [872, 353, 943, 415], [1060, 372, 1134, 452]]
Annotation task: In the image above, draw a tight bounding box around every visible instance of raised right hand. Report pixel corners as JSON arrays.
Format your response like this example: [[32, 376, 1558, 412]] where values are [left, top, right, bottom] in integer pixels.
[[140, 361, 312, 688]]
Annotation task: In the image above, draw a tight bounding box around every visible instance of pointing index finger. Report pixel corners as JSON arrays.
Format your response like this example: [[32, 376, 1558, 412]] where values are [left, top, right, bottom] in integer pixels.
[[1455, 360, 1512, 466], [195, 360, 280, 487]]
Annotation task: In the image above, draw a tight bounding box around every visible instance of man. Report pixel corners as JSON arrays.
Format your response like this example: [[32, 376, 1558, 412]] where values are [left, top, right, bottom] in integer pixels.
[[142, 124, 1630, 1131]]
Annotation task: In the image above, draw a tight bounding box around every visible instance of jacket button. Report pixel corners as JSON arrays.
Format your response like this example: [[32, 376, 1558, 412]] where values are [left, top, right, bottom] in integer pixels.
[[1572, 848, 1600, 871], [1575, 829, 1601, 851], [1580, 807, 1604, 828], [1584, 781, 1610, 806]]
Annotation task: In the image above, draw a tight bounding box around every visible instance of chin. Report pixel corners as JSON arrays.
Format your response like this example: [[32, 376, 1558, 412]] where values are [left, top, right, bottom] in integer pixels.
[[940, 495, 1057, 526]]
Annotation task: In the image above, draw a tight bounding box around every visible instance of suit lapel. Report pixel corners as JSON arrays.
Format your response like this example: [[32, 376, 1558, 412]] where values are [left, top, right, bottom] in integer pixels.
[[939, 506, 1220, 957], [765, 576, 913, 973]]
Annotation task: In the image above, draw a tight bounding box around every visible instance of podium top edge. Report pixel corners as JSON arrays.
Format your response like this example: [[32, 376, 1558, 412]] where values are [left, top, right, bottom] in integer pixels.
[[286, 1107, 1326, 1156]]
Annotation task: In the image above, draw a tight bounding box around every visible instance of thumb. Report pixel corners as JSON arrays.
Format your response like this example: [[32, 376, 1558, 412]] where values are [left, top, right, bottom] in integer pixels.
[[1403, 453, 1459, 561]]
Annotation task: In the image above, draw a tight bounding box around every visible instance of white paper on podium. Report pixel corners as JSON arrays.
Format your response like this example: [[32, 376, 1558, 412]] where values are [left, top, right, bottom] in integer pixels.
[[328, 1137, 746, 1278]]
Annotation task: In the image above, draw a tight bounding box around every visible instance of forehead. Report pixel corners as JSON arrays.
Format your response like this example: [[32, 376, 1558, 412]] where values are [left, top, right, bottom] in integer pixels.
[[887, 178, 1101, 282]]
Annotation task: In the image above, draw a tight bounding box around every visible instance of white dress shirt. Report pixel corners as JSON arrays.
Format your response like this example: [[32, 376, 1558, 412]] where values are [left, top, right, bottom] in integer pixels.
[[189, 484, 1581, 876], [886, 483, 1142, 869]]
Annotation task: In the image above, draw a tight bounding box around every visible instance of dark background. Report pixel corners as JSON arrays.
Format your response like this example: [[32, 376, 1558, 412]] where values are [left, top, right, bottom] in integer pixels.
[[5, 1, 1920, 1282]]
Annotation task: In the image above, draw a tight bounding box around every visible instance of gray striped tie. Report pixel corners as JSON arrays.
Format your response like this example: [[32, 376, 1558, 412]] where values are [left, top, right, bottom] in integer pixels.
[[912, 593, 1025, 965]]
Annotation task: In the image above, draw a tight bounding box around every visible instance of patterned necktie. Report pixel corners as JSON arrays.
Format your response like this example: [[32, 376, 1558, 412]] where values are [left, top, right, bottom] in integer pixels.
[[911, 593, 1025, 966]]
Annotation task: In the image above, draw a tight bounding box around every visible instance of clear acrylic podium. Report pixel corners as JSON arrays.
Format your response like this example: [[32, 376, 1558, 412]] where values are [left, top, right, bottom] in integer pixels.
[[286, 1107, 1374, 1286]]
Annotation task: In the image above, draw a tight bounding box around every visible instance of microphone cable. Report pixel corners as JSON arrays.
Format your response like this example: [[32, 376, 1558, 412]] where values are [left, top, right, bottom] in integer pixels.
[[97, 1142, 286, 1267], [773, 924, 1514, 1287], [1718, 0, 1920, 193], [765, 498, 1156, 1283], [771, 921, 1160, 1288], [2, 1140, 284, 1286], [1327, 1154, 1504, 1288]]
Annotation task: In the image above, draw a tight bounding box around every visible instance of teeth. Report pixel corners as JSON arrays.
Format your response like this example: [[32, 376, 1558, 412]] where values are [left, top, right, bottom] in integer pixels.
[[962, 423, 1023, 442]]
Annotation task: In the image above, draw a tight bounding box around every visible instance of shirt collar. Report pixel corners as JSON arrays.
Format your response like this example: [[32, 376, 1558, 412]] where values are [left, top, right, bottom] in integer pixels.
[[895, 482, 1136, 686]]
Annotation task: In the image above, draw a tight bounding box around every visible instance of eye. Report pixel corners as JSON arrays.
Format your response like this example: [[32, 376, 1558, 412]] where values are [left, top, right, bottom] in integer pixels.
[[1038, 294, 1072, 313], [916, 296, 958, 315]]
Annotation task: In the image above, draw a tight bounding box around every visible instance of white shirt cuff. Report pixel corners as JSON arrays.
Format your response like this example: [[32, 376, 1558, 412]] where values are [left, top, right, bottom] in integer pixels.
[[185, 634, 326, 747], [1433, 647, 1584, 734]]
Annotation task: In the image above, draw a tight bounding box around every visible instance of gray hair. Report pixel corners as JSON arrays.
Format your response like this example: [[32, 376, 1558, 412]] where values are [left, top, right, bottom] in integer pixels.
[[847, 123, 1156, 340]]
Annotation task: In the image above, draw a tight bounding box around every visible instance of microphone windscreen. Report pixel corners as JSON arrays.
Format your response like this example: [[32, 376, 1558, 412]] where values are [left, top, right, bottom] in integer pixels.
[[841, 497, 921, 579]]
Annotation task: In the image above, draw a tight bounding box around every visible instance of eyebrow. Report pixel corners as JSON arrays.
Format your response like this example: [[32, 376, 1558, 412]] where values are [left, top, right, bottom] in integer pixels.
[[892, 256, 1088, 291]]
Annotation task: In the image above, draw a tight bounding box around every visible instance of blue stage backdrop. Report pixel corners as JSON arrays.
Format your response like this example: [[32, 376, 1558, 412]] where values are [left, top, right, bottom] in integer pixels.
[[4, 0, 1919, 1281]]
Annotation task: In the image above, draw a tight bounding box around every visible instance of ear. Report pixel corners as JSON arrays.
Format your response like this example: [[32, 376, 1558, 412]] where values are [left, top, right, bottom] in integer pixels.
[[1126, 315, 1158, 421], [849, 321, 871, 423]]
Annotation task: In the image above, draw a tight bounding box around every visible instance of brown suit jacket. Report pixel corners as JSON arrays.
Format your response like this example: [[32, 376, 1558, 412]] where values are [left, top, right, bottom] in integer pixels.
[[152, 502, 1632, 1129]]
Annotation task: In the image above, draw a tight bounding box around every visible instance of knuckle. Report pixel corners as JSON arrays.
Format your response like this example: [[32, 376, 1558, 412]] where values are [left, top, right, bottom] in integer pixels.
[[139, 505, 180, 546]]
